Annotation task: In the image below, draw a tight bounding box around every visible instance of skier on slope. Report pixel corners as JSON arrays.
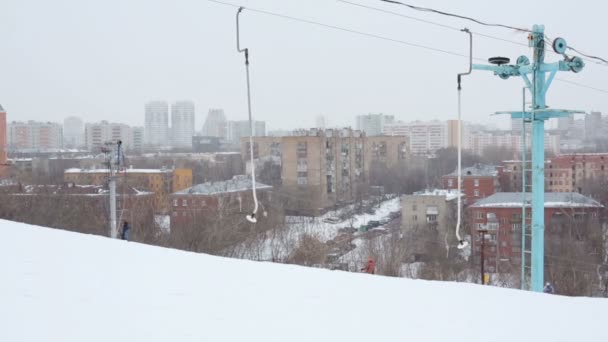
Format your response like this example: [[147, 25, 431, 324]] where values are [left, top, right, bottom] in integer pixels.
[[543, 282, 555, 294], [121, 221, 131, 241], [361, 257, 375, 274]]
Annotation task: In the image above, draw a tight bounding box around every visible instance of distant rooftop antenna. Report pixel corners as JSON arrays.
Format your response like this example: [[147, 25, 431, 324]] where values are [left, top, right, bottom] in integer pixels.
[[236, 7, 260, 223]]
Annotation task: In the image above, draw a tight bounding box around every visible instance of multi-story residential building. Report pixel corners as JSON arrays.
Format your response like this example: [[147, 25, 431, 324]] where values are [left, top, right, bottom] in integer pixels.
[[169, 175, 272, 226], [145, 101, 169, 146], [281, 128, 365, 214], [171, 101, 195, 148], [227, 120, 266, 145], [468, 192, 603, 273], [383, 120, 448, 155], [7, 121, 63, 151], [502, 153, 608, 194], [401, 189, 461, 259], [356, 113, 394, 137], [446, 119, 472, 149], [131, 127, 144, 153], [549, 153, 608, 193], [0, 105, 6, 166], [202, 109, 227, 138], [363, 135, 409, 175], [240, 136, 282, 160], [85, 121, 132, 152], [240, 130, 409, 214], [585, 111, 602, 140], [63, 116, 85, 149], [442, 164, 501, 205], [467, 130, 560, 156], [64, 167, 192, 210], [558, 114, 575, 132]]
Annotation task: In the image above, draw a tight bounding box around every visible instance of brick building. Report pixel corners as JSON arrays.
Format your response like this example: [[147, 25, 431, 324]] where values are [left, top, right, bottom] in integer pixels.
[[442, 164, 501, 205], [501, 153, 608, 194], [549, 153, 608, 193], [169, 175, 272, 225], [0, 183, 154, 237], [64, 167, 192, 209], [468, 192, 602, 273]]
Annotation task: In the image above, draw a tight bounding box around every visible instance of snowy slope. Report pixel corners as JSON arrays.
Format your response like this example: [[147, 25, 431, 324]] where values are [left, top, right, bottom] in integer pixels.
[[1, 220, 607, 342]]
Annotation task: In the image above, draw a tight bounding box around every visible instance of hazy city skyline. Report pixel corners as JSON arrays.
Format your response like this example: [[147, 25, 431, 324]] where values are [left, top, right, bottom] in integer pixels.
[[1, 0, 606, 131]]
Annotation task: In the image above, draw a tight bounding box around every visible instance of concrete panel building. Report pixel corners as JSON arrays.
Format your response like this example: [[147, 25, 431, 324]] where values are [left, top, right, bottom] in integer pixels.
[[171, 101, 195, 148], [63, 116, 85, 149], [145, 101, 169, 147]]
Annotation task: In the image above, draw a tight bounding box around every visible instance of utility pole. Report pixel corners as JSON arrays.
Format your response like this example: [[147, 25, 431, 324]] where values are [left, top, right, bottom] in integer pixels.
[[479, 228, 488, 285], [471, 25, 584, 292], [103, 140, 122, 239]]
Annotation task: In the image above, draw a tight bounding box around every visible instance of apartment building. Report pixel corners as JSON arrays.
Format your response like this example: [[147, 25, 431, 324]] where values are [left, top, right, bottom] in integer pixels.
[[442, 164, 501, 205], [85, 121, 132, 152], [468, 192, 602, 273], [8, 121, 63, 151], [383, 120, 448, 155]]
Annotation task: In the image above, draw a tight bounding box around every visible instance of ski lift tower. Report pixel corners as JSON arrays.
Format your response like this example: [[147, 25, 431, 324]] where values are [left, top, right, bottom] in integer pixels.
[[471, 25, 585, 292]]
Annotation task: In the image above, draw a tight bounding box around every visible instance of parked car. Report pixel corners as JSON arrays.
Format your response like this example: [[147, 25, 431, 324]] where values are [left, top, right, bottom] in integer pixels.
[[322, 217, 341, 224], [368, 220, 381, 228]]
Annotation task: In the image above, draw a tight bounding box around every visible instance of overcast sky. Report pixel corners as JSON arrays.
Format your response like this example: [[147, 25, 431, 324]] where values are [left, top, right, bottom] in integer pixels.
[[1, 0, 606, 131]]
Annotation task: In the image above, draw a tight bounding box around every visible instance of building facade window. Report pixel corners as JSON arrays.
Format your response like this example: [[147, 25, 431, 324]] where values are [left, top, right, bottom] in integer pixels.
[[474, 179, 480, 187]]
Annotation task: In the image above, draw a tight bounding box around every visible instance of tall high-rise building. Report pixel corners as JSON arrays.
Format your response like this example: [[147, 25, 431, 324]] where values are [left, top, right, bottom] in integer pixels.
[[356, 113, 394, 136], [85, 121, 132, 151], [7, 121, 63, 151], [558, 114, 575, 132], [585, 111, 602, 140], [202, 109, 227, 138], [0, 105, 6, 165], [145, 101, 169, 146], [131, 127, 144, 153], [63, 116, 85, 149], [227, 120, 266, 144], [171, 101, 195, 148]]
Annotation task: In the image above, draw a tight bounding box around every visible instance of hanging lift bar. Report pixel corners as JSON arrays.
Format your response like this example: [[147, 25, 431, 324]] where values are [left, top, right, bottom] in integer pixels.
[[236, 7, 260, 223], [455, 28, 472, 249]]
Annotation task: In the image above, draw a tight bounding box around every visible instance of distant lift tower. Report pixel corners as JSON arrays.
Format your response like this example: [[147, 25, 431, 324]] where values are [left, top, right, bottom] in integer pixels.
[[472, 25, 585, 292]]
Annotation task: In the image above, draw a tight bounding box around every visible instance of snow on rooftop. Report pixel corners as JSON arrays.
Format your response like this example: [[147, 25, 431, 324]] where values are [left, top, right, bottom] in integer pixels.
[[471, 192, 603, 208], [447, 163, 498, 177], [1, 220, 608, 341], [413, 189, 462, 201], [175, 175, 271, 195], [64, 168, 172, 174]]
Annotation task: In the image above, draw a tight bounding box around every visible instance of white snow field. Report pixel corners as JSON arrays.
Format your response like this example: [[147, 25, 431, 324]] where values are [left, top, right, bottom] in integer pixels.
[[2, 219, 608, 342]]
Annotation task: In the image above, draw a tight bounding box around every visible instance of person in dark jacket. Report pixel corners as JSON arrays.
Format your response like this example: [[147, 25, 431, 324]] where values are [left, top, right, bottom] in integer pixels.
[[121, 221, 131, 241], [361, 257, 376, 274], [543, 282, 554, 294]]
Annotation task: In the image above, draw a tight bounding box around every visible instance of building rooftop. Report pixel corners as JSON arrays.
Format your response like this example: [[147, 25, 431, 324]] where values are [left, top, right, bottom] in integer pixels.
[[447, 163, 498, 177], [411, 189, 462, 201], [65, 168, 172, 174], [175, 175, 272, 195], [470, 192, 603, 209]]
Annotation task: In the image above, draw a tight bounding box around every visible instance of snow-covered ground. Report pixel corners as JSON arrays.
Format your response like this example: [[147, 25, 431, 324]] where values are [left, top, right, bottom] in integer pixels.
[[236, 197, 401, 261], [286, 196, 401, 241], [2, 220, 608, 341]]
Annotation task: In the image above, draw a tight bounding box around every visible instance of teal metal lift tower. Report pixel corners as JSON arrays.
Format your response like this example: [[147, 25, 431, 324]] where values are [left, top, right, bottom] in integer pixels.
[[471, 25, 585, 292]]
